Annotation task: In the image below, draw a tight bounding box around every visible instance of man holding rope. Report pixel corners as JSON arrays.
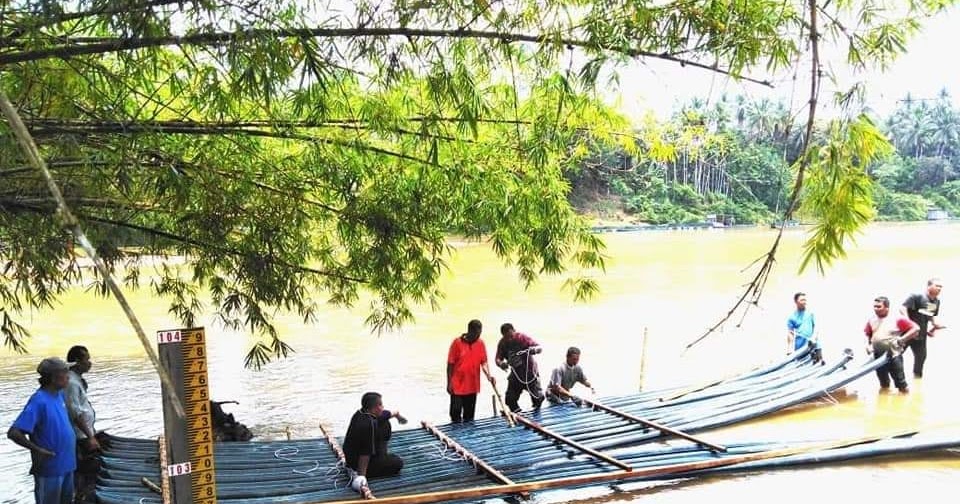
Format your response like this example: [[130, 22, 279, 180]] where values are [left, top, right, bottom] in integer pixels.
[[495, 323, 544, 413], [864, 296, 920, 393], [447, 319, 496, 423]]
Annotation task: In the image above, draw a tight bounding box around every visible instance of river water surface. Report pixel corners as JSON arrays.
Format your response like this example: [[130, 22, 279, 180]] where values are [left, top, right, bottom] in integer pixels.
[[1, 223, 958, 503]]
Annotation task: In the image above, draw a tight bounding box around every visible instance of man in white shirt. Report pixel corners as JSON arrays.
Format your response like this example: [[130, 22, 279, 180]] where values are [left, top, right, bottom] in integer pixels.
[[546, 347, 595, 404], [65, 345, 99, 502]]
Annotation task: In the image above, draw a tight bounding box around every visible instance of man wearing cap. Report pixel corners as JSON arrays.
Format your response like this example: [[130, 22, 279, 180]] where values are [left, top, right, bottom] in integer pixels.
[[7, 357, 78, 504]]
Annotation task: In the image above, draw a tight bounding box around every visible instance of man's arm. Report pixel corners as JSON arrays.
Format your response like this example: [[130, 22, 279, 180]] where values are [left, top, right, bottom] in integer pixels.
[[64, 380, 98, 445], [522, 334, 542, 354], [7, 426, 54, 458], [495, 341, 508, 369], [548, 367, 562, 394], [446, 363, 454, 394], [898, 319, 921, 343], [579, 371, 594, 392], [355, 455, 370, 476], [481, 361, 495, 385], [786, 317, 797, 348], [900, 294, 919, 317]]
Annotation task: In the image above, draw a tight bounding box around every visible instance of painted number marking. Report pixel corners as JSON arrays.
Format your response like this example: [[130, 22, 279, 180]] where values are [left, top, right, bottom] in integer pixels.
[[167, 461, 192, 477], [157, 330, 182, 344]]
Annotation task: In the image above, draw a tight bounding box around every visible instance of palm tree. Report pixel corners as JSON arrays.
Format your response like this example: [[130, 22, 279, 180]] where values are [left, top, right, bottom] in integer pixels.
[[893, 104, 935, 159], [931, 89, 959, 158]]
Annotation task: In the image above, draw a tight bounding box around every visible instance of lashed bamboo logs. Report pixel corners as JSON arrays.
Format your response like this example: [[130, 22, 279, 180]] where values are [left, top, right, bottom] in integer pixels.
[[319, 422, 374, 500]]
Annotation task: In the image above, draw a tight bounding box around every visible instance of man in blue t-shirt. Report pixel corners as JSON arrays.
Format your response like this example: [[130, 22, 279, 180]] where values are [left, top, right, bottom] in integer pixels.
[[787, 292, 821, 362], [7, 357, 77, 504]]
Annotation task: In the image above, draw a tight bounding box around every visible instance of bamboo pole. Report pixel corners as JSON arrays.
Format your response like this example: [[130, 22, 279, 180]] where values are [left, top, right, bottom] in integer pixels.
[[140, 477, 162, 495], [158, 436, 171, 504], [316, 428, 920, 504], [319, 422, 374, 500], [657, 359, 769, 402], [658, 375, 729, 402], [512, 414, 632, 471], [638, 326, 649, 391], [421, 421, 528, 499], [573, 395, 727, 452], [489, 382, 516, 427]]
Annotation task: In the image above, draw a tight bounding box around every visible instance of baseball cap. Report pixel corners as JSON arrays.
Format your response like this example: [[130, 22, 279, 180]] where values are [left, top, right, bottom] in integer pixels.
[[37, 357, 69, 375]]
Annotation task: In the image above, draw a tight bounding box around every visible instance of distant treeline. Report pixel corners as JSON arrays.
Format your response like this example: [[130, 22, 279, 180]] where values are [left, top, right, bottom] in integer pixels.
[[567, 91, 960, 224]]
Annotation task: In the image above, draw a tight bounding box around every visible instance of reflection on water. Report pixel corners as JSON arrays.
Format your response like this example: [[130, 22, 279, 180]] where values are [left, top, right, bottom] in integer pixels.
[[2, 223, 959, 503]]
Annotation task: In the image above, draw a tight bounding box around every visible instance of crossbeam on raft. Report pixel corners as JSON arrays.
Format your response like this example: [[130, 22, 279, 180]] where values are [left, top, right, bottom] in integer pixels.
[[512, 414, 632, 471], [316, 428, 920, 504], [319, 422, 374, 500], [421, 422, 528, 499], [577, 397, 727, 452]]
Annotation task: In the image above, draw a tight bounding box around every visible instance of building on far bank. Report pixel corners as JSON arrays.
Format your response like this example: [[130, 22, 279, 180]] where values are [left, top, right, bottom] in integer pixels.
[[926, 207, 949, 221]]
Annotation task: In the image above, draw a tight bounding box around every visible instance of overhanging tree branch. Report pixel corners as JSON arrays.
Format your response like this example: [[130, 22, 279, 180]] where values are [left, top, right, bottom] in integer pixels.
[[685, 0, 822, 352], [6, 201, 367, 283], [0, 88, 186, 419], [0, 26, 774, 86]]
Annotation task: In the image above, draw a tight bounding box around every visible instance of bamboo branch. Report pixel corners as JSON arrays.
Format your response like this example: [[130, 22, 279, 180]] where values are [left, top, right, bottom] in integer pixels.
[[0, 26, 773, 86], [27, 123, 442, 168], [6, 201, 366, 283], [0, 89, 186, 419], [686, 0, 821, 352]]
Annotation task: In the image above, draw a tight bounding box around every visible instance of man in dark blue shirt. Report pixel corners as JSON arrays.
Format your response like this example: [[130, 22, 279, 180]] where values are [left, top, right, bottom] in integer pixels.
[[8, 357, 77, 504]]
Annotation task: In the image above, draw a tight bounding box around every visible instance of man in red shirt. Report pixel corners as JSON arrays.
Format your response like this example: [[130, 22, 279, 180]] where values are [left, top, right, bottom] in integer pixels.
[[864, 296, 920, 393], [446, 319, 496, 423]]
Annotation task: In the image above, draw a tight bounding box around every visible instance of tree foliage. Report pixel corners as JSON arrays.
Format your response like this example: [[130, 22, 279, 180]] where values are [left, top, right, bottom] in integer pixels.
[[0, 0, 956, 364]]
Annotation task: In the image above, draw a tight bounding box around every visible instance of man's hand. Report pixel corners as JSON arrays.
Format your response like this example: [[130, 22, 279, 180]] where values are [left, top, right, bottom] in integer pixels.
[[84, 436, 101, 452], [446, 382, 453, 394], [350, 475, 368, 492], [487, 375, 496, 386], [35, 447, 55, 460], [865, 343, 875, 356]]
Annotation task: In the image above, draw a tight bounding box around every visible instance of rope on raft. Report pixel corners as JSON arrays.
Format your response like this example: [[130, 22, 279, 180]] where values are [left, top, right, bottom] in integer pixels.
[[273, 446, 346, 479]]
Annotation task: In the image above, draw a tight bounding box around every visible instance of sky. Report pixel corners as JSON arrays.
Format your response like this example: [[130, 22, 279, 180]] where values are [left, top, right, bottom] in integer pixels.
[[603, 5, 960, 122]]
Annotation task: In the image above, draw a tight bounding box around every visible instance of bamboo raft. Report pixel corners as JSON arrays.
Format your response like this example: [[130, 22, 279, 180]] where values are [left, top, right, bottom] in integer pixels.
[[94, 348, 959, 504]]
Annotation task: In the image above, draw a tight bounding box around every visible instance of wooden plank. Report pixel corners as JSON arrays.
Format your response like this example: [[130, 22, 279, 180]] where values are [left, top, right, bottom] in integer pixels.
[[315, 428, 919, 504], [512, 414, 632, 471], [421, 421, 527, 500], [489, 382, 516, 427], [572, 394, 727, 452], [318, 422, 374, 500]]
